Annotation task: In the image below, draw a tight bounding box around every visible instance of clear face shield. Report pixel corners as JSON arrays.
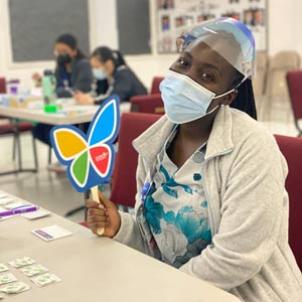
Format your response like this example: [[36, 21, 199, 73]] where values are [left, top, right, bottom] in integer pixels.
[[176, 18, 256, 83], [160, 18, 256, 124]]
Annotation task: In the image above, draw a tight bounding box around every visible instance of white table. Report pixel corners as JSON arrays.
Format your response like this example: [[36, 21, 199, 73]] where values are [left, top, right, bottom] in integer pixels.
[[0, 102, 131, 125], [0, 192, 240, 302]]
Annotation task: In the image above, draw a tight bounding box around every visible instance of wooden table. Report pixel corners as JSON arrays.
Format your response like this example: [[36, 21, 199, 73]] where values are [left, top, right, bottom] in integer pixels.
[[0, 192, 240, 302]]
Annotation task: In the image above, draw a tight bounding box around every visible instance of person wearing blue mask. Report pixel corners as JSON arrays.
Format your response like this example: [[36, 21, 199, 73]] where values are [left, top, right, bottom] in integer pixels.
[[86, 18, 302, 301], [74, 46, 147, 104]]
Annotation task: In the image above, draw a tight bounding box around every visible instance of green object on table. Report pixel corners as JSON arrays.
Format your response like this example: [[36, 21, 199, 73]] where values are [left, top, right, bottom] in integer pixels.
[[42, 70, 56, 104], [42, 70, 57, 114], [44, 104, 58, 113]]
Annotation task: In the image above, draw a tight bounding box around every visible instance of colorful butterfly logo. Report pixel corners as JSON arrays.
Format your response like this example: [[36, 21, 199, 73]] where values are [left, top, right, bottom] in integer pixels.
[[50, 96, 120, 192]]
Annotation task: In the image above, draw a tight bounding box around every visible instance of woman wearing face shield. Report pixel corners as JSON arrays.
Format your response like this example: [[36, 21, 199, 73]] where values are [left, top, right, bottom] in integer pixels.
[[86, 18, 302, 301], [74, 46, 147, 104]]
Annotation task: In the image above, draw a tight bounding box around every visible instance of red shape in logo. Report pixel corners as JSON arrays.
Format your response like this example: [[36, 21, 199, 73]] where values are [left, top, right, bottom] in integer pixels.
[[89, 145, 110, 175]]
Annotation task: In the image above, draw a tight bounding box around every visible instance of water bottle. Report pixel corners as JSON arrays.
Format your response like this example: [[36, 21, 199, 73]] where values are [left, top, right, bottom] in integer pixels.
[[42, 70, 57, 113]]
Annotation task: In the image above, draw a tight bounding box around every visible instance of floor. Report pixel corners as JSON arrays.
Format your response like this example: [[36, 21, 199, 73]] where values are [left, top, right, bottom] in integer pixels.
[[0, 94, 298, 224]]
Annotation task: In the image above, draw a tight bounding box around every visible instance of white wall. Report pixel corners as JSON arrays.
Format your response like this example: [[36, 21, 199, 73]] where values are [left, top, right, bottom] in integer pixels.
[[268, 0, 300, 55], [0, 0, 302, 91], [91, 0, 118, 50]]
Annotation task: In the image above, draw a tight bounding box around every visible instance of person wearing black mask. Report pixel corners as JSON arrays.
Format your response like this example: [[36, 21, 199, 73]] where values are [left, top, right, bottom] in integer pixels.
[[33, 33, 93, 97], [32, 34, 93, 171], [54, 33, 93, 97]]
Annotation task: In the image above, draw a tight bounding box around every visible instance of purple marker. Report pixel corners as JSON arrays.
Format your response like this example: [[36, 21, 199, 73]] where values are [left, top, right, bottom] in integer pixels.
[[0, 205, 38, 218]]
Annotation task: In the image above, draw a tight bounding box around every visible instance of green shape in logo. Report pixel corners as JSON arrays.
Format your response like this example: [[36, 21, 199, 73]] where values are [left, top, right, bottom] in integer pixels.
[[72, 151, 89, 186]]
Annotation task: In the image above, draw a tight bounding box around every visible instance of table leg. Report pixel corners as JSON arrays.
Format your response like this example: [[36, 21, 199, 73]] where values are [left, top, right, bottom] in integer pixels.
[[15, 120, 23, 171], [12, 135, 16, 160], [64, 190, 89, 219], [65, 205, 86, 217], [0, 119, 38, 176], [32, 136, 39, 171]]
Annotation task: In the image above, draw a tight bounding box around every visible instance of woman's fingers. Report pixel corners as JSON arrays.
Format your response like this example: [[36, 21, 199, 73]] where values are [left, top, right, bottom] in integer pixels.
[[87, 215, 107, 223], [87, 204, 109, 227], [86, 200, 100, 208], [88, 207, 107, 216], [98, 191, 116, 209], [88, 220, 107, 227], [86, 195, 120, 237]]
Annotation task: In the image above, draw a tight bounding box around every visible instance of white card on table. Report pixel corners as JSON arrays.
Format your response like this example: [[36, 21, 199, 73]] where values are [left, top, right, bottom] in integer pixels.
[[20, 264, 48, 277], [0, 273, 17, 285], [22, 209, 50, 220], [32, 225, 72, 242], [9, 257, 36, 268], [31, 273, 61, 287], [0, 264, 8, 273], [0, 281, 30, 294]]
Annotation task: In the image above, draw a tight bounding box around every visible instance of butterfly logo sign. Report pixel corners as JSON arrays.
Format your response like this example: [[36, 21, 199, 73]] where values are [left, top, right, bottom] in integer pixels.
[[50, 96, 120, 192]]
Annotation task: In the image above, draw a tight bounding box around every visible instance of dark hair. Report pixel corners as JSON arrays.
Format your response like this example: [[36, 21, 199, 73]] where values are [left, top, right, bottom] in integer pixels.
[[230, 71, 257, 120], [55, 33, 85, 59], [91, 46, 126, 69], [56, 34, 77, 49]]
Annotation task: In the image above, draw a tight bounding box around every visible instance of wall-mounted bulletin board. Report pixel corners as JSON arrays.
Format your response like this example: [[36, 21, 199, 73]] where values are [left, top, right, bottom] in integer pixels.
[[8, 0, 90, 62], [156, 0, 267, 54], [116, 0, 151, 55]]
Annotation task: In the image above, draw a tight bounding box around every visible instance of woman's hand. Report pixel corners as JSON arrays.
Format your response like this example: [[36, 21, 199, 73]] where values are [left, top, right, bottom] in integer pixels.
[[74, 92, 94, 105], [86, 191, 121, 238]]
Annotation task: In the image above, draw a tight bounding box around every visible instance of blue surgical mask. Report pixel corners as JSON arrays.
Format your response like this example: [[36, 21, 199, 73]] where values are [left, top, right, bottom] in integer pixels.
[[160, 70, 235, 124], [93, 68, 107, 80]]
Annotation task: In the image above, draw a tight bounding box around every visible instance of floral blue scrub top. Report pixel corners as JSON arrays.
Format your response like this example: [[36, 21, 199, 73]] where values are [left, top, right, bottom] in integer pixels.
[[143, 127, 212, 268]]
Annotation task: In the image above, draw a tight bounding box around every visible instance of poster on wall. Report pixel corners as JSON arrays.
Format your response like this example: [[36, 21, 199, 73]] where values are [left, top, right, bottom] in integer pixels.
[[156, 0, 267, 53]]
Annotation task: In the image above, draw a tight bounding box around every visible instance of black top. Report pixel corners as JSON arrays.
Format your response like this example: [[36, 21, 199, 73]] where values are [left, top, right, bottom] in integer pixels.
[[55, 57, 93, 98], [95, 66, 147, 103]]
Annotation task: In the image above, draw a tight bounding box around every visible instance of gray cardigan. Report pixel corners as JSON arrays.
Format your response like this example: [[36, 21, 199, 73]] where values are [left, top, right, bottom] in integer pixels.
[[114, 105, 302, 302]]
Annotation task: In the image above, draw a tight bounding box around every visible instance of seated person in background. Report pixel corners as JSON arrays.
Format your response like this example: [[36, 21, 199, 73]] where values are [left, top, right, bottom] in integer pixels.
[[32, 34, 93, 171], [33, 33, 93, 97], [54, 33, 93, 97], [74, 46, 147, 104]]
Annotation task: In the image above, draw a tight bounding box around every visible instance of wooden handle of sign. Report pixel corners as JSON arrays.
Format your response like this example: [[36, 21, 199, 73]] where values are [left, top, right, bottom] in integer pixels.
[[90, 186, 105, 236]]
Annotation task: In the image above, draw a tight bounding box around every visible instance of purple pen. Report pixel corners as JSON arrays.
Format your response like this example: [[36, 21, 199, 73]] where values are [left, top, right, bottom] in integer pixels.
[[0, 205, 38, 218]]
